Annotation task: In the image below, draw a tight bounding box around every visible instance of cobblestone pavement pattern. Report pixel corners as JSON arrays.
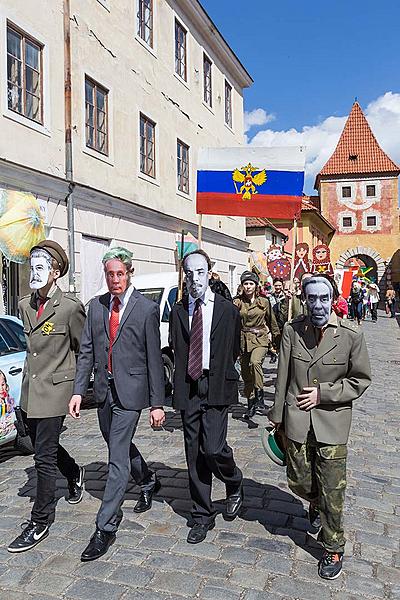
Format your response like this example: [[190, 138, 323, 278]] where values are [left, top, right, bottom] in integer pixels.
[[0, 312, 399, 600]]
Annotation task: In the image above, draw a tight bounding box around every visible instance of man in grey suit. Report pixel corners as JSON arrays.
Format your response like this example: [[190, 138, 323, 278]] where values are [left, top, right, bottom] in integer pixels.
[[69, 247, 165, 561], [268, 275, 371, 580]]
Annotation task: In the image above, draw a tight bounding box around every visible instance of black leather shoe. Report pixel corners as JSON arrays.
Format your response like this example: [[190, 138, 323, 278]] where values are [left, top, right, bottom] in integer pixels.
[[67, 466, 85, 504], [81, 528, 116, 562], [226, 483, 243, 519], [254, 389, 266, 414], [133, 477, 160, 513], [244, 399, 256, 419], [187, 521, 215, 544]]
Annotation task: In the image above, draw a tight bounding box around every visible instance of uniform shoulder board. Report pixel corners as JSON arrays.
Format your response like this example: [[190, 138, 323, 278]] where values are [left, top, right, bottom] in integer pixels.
[[340, 319, 359, 333], [63, 292, 80, 302], [290, 314, 306, 324]]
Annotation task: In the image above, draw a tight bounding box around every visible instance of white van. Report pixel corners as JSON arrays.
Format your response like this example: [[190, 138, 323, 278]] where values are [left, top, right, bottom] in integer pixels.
[[89, 272, 179, 392]]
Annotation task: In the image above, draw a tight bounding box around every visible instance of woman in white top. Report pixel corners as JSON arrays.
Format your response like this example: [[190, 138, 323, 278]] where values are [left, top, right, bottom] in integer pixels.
[[368, 283, 380, 322]]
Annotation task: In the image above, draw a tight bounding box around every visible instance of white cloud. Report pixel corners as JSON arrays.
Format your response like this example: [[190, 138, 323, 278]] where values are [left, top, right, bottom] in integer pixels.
[[247, 92, 400, 192], [244, 108, 275, 132]]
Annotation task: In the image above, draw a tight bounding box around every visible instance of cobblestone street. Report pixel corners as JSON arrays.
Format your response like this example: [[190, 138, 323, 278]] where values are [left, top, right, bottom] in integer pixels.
[[0, 312, 399, 600]]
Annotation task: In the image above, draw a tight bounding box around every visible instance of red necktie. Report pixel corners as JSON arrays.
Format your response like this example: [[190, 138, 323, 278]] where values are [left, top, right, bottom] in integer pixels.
[[187, 299, 203, 381], [108, 297, 121, 372], [36, 297, 47, 320]]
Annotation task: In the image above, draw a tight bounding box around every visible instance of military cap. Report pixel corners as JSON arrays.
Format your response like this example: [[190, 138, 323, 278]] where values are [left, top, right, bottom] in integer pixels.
[[30, 239, 69, 277], [241, 270, 259, 285]]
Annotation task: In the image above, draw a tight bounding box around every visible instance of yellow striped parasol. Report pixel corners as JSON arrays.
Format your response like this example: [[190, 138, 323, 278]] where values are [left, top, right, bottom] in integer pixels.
[[0, 190, 45, 263]]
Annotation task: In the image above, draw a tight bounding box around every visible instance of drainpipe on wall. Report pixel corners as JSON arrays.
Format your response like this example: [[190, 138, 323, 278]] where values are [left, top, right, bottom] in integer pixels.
[[64, 0, 76, 293]]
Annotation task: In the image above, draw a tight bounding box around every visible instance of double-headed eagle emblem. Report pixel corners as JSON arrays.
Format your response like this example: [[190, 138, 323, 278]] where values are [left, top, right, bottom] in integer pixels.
[[232, 162, 267, 200]]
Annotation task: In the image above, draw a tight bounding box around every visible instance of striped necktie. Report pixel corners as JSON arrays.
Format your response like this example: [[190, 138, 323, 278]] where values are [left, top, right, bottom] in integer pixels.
[[108, 297, 121, 372], [187, 298, 203, 381]]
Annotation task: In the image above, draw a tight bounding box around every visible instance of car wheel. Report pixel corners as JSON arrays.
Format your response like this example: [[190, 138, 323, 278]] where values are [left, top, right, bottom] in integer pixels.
[[163, 353, 174, 397], [14, 433, 34, 456]]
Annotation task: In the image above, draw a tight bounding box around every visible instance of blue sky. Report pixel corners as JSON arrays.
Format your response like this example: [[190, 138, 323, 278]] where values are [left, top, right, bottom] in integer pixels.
[[201, 0, 400, 192]]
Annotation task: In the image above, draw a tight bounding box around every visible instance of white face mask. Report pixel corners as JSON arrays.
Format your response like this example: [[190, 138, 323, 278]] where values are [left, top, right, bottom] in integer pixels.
[[184, 254, 210, 299], [304, 280, 333, 328], [29, 252, 52, 290]]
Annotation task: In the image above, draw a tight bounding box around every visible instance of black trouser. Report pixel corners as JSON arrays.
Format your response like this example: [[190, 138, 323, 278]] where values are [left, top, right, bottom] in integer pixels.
[[181, 375, 242, 525], [370, 302, 378, 321], [23, 412, 79, 525], [96, 381, 155, 533]]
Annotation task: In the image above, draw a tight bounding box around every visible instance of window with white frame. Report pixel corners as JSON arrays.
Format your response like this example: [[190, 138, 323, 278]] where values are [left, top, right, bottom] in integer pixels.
[[229, 265, 236, 293], [342, 216, 353, 228], [7, 23, 43, 123], [175, 19, 187, 80], [177, 139, 189, 194], [366, 184, 376, 197], [366, 215, 377, 227], [85, 77, 108, 155], [203, 54, 212, 107], [137, 0, 153, 47], [342, 186, 351, 198], [225, 80, 232, 127], [140, 113, 156, 178]]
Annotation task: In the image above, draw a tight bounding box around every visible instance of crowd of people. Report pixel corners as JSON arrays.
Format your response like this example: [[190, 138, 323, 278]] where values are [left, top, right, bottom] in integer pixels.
[[5, 241, 384, 583]]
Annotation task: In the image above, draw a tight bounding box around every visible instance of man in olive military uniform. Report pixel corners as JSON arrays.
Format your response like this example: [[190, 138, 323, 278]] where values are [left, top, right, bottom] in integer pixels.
[[268, 275, 371, 580], [8, 240, 86, 553]]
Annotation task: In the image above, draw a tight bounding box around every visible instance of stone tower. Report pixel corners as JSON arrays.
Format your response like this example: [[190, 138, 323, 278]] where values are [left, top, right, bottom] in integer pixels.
[[315, 101, 400, 287]]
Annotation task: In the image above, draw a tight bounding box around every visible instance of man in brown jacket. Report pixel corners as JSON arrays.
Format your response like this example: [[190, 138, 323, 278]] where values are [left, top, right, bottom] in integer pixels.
[[268, 275, 371, 580], [8, 240, 86, 553]]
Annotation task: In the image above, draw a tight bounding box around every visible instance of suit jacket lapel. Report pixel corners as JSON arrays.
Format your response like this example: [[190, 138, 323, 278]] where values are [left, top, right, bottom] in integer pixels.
[[309, 326, 338, 367], [112, 289, 139, 345], [176, 297, 189, 337], [100, 292, 111, 339], [211, 292, 224, 334], [31, 288, 61, 332]]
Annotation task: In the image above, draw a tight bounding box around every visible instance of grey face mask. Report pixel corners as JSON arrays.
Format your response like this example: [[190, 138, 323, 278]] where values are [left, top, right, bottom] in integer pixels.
[[304, 280, 332, 328], [184, 255, 210, 299]]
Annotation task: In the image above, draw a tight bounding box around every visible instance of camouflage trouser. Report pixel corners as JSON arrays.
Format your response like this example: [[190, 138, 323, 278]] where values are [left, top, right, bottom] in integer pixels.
[[286, 428, 347, 553], [240, 347, 267, 398]]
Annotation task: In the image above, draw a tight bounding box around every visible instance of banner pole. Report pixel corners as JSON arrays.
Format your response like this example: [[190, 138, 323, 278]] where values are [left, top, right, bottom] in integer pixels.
[[288, 216, 298, 322], [198, 213, 203, 249], [177, 228, 185, 301]]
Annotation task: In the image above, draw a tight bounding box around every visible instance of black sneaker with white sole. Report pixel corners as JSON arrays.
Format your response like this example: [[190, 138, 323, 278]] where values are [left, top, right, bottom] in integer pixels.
[[7, 521, 49, 553], [318, 551, 343, 579], [67, 465, 85, 504]]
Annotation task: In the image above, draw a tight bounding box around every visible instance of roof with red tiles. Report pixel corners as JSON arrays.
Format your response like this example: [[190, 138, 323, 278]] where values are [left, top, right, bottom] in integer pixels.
[[246, 217, 283, 234], [316, 102, 399, 188]]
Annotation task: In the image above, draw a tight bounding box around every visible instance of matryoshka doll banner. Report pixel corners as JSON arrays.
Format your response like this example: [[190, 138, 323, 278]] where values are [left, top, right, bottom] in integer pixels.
[[260, 242, 334, 282]]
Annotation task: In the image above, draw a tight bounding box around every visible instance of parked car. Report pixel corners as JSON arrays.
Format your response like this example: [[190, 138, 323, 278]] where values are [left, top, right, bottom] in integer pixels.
[[89, 272, 179, 395], [0, 315, 33, 454]]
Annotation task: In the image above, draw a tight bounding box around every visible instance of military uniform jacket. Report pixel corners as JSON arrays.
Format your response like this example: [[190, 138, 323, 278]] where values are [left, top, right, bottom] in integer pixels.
[[268, 313, 371, 445], [233, 295, 280, 353], [19, 287, 86, 418]]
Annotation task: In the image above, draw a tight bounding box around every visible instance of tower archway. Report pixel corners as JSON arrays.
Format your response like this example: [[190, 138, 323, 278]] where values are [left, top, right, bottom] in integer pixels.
[[336, 246, 386, 284]]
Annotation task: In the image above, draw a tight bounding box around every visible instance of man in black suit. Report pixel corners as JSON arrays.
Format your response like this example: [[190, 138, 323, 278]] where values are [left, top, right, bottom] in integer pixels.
[[69, 247, 165, 561], [169, 250, 243, 544]]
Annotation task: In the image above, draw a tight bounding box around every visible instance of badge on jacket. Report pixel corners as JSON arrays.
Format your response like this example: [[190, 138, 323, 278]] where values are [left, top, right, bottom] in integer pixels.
[[42, 321, 54, 335]]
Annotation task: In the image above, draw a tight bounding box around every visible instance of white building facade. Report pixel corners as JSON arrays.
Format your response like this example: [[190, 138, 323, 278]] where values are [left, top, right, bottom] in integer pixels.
[[0, 0, 252, 309]]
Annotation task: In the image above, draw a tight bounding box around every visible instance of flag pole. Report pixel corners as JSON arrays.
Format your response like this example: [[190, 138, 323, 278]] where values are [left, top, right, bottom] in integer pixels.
[[177, 228, 185, 301], [198, 213, 203, 249], [287, 215, 298, 322]]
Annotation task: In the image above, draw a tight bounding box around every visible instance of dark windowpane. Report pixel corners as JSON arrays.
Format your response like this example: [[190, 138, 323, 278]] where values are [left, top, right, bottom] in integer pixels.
[[137, 0, 153, 47], [203, 55, 212, 106], [342, 217, 352, 227], [7, 28, 21, 59], [225, 81, 232, 127], [342, 186, 351, 198], [7, 25, 42, 123], [366, 185, 376, 197], [177, 140, 189, 193], [85, 77, 108, 154], [140, 114, 156, 178], [175, 20, 187, 80], [25, 40, 39, 70], [367, 216, 377, 226]]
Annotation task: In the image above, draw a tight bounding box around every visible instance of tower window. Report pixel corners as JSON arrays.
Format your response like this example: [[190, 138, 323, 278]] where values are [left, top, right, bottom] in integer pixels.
[[366, 216, 377, 227], [342, 186, 351, 198], [366, 185, 376, 197], [342, 216, 352, 228]]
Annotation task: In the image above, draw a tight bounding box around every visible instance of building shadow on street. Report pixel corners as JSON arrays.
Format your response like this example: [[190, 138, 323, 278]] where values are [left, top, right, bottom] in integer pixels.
[[18, 460, 322, 559]]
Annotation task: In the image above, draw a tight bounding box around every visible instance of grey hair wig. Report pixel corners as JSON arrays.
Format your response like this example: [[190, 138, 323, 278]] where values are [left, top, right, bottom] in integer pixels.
[[102, 247, 134, 271], [302, 276, 333, 298]]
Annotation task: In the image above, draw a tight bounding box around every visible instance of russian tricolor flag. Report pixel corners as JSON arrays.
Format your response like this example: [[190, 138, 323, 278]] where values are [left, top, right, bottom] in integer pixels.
[[197, 147, 305, 219]]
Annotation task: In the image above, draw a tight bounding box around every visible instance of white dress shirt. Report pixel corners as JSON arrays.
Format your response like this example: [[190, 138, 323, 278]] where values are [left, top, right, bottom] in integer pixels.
[[188, 287, 215, 371], [109, 284, 135, 319]]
